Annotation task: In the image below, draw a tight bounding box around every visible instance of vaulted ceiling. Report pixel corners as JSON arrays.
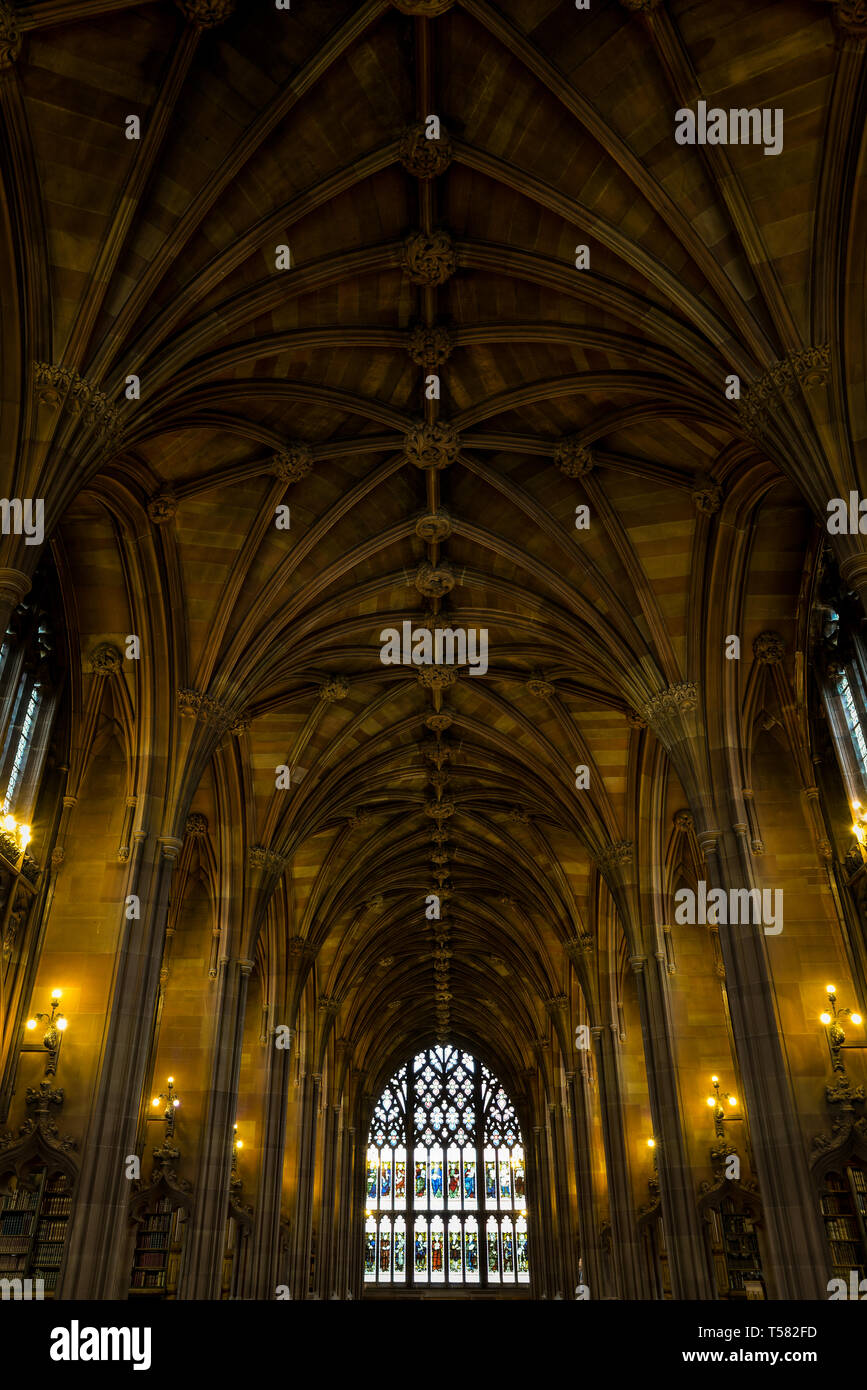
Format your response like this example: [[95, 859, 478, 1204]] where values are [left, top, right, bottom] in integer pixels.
[[1, 0, 863, 1093]]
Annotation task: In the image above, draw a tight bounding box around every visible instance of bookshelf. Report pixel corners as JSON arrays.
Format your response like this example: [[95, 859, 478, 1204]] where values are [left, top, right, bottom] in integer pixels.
[[0, 1170, 71, 1296], [819, 1166, 867, 1281], [130, 1196, 184, 1298], [705, 1197, 765, 1299]]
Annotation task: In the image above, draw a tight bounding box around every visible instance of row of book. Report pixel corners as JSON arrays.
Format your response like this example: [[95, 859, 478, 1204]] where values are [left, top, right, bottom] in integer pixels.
[[823, 1217, 860, 1241], [34, 1220, 67, 1241], [131, 1270, 167, 1288]]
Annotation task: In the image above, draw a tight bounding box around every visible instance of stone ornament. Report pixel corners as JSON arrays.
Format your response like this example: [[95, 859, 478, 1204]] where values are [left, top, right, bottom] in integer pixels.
[[402, 230, 457, 286], [404, 418, 461, 470], [177, 689, 234, 731], [596, 840, 634, 870], [319, 676, 350, 702], [399, 123, 452, 178], [692, 474, 722, 514], [527, 673, 555, 699], [643, 682, 699, 722], [407, 325, 455, 368], [425, 798, 455, 819], [185, 813, 208, 835], [417, 665, 458, 690], [833, 0, 867, 36], [674, 809, 693, 831], [415, 508, 452, 542], [89, 643, 123, 676], [175, 0, 236, 23], [0, 3, 21, 67], [738, 344, 830, 433], [273, 442, 314, 484], [753, 631, 785, 664], [626, 710, 647, 728], [33, 362, 120, 439], [425, 711, 453, 731], [554, 437, 593, 477], [414, 560, 455, 597], [148, 489, 178, 525], [248, 845, 286, 874]]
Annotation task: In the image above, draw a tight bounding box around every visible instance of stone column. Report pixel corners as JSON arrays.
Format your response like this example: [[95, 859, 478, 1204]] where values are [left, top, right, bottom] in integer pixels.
[[288, 1070, 320, 1298], [314, 1103, 340, 1298], [565, 1068, 601, 1294], [698, 827, 830, 1298], [591, 1023, 643, 1298], [630, 953, 715, 1298], [178, 957, 253, 1299], [58, 834, 182, 1299], [547, 1100, 574, 1297], [244, 1026, 294, 1298]]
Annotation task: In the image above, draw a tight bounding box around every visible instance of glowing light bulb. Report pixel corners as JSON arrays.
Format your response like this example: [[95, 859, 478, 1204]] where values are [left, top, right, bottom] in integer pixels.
[[236, 1140, 243, 1150], [820, 1012, 831, 1025], [3, 814, 15, 833], [826, 985, 836, 995], [706, 1097, 715, 1107], [728, 1096, 736, 1106], [152, 1098, 160, 1107], [51, 989, 61, 1000], [167, 1076, 174, 1085], [26, 1018, 36, 1030], [852, 1014, 862, 1026], [56, 1015, 67, 1031], [19, 825, 30, 847], [173, 1098, 180, 1107], [646, 1138, 655, 1148], [711, 1075, 719, 1084]]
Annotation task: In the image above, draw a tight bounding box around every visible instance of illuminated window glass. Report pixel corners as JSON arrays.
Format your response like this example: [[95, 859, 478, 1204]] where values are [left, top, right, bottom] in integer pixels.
[[364, 1047, 528, 1287]]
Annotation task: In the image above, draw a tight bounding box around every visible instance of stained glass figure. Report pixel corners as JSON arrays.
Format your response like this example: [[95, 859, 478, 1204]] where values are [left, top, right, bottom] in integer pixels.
[[448, 1160, 460, 1200], [464, 1162, 476, 1201], [366, 1047, 528, 1287], [448, 1220, 462, 1274], [414, 1224, 428, 1277], [499, 1160, 511, 1202], [430, 1161, 443, 1200], [394, 1222, 406, 1279], [486, 1161, 496, 1200], [514, 1156, 525, 1201], [415, 1161, 427, 1201], [379, 1224, 391, 1274]]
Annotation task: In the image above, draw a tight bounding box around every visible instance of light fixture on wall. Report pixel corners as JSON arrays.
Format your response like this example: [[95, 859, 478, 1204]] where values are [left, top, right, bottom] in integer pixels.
[[820, 987, 864, 1092], [150, 1076, 181, 1138], [706, 1075, 742, 1174], [0, 812, 31, 856], [851, 803, 867, 846], [23, 988, 67, 1075]]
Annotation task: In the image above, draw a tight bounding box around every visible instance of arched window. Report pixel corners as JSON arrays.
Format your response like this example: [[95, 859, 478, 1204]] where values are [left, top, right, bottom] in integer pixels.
[[364, 1046, 529, 1289]]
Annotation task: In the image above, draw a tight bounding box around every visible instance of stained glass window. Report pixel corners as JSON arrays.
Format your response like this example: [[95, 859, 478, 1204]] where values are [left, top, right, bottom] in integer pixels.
[[364, 1047, 529, 1287]]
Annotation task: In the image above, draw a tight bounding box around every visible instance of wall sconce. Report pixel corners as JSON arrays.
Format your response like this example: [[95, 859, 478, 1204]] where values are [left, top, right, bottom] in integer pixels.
[[820, 985, 862, 1073], [706, 1075, 738, 1139], [851, 802, 867, 849], [23, 988, 67, 1076], [149, 1076, 180, 1138], [0, 812, 31, 859], [819, 988, 865, 1112]]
